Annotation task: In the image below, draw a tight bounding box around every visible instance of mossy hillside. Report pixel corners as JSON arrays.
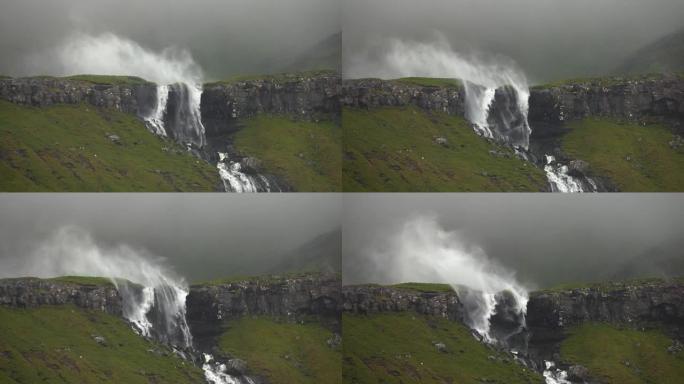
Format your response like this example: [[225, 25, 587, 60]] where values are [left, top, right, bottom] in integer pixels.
[[531, 72, 684, 89], [205, 70, 336, 86], [392, 77, 463, 88], [0, 305, 203, 384], [390, 282, 455, 293], [561, 118, 684, 191], [342, 106, 548, 191], [0, 100, 219, 191], [540, 276, 684, 294], [343, 312, 541, 384], [232, 115, 342, 191], [218, 317, 341, 384], [65, 75, 151, 86], [561, 323, 684, 384], [191, 271, 331, 287]]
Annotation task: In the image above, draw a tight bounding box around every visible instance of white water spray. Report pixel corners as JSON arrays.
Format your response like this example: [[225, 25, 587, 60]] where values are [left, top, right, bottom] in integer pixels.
[[367, 216, 528, 342], [54, 32, 206, 147], [543, 361, 572, 384], [346, 36, 531, 148], [6, 226, 193, 348], [217, 152, 271, 193]]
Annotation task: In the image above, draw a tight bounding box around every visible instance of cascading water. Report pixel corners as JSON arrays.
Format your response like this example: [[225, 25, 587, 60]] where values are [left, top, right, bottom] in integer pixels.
[[53, 32, 269, 193], [347, 35, 605, 192], [217, 152, 271, 193], [543, 361, 572, 384], [369, 216, 529, 343], [7, 226, 250, 384]]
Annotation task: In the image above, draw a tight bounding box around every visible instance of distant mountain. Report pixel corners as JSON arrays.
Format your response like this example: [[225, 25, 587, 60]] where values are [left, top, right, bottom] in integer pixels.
[[271, 229, 341, 274], [282, 33, 340, 73], [618, 27, 684, 74]]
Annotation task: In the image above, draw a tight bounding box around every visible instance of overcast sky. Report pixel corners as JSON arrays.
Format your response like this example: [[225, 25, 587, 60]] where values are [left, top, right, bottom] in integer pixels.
[[343, 0, 684, 83], [0, 194, 341, 282], [343, 194, 684, 289], [0, 0, 339, 80]]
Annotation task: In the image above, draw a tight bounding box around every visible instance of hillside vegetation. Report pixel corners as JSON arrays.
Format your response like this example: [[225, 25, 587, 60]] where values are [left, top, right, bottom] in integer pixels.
[[232, 115, 342, 191], [343, 106, 547, 191], [561, 323, 684, 384], [343, 312, 541, 384], [561, 118, 684, 191], [219, 317, 341, 384], [0, 101, 219, 191], [0, 305, 203, 383]]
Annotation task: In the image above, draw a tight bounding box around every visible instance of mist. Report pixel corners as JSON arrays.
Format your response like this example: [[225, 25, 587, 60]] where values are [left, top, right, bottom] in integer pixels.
[[0, 194, 342, 283], [0, 0, 339, 80], [343, 0, 684, 83], [342, 194, 684, 289]]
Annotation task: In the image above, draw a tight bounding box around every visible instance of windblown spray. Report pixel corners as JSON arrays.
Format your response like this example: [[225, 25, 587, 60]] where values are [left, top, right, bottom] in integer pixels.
[[368, 216, 528, 343]]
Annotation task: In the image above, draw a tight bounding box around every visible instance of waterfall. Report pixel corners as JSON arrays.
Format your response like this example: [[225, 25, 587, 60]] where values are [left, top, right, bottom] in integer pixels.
[[144, 85, 170, 137], [12, 226, 250, 384], [544, 155, 597, 193], [543, 361, 572, 384], [217, 152, 273, 193], [369, 216, 529, 343]]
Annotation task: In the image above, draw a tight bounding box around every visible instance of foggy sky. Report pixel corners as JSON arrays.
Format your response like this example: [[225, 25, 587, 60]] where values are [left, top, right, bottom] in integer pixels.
[[0, 194, 341, 282], [0, 0, 339, 80], [342, 194, 684, 289], [343, 0, 684, 83]]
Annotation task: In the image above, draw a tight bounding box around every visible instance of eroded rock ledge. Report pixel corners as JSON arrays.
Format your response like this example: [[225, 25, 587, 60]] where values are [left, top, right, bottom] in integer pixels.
[[0, 277, 123, 315]]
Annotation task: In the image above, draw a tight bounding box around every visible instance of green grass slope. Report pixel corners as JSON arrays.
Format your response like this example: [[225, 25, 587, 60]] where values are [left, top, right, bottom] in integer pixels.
[[561, 323, 684, 384], [343, 106, 547, 191], [0, 100, 219, 191], [232, 115, 342, 191], [218, 317, 341, 384], [561, 118, 684, 191], [343, 313, 541, 384], [0, 305, 203, 383]]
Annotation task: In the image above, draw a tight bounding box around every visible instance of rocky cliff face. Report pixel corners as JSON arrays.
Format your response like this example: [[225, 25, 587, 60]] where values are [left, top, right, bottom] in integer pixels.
[[341, 285, 465, 321], [186, 273, 341, 350], [0, 77, 158, 117], [0, 277, 123, 315], [528, 76, 684, 128], [526, 279, 684, 362], [201, 73, 341, 137], [340, 79, 466, 115]]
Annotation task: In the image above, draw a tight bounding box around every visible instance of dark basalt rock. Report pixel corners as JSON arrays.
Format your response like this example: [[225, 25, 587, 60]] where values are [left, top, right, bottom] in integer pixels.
[[341, 285, 465, 322], [201, 73, 341, 138], [0, 277, 123, 315], [526, 279, 684, 364], [186, 273, 341, 351], [0, 77, 158, 117]]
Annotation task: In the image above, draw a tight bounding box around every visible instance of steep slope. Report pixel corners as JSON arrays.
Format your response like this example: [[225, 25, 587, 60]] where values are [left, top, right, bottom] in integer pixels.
[[618, 28, 684, 74], [0, 100, 219, 191], [343, 105, 547, 191], [0, 303, 203, 383]]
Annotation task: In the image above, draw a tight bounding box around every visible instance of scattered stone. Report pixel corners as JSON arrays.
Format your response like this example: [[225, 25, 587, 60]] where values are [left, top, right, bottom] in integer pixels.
[[433, 136, 448, 147], [667, 340, 683, 354], [567, 159, 589, 176], [91, 334, 107, 346], [327, 333, 342, 349], [669, 135, 683, 150], [567, 364, 589, 382], [433, 341, 447, 353], [225, 358, 248, 375], [240, 157, 263, 174], [106, 133, 121, 145]]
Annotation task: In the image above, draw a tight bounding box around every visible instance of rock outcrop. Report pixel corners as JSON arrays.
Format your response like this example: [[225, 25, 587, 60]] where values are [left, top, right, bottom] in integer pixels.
[[340, 79, 466, 115], [0, 277, 123, 315], [186, 273, 341, 350], [342, 285, 465, 321], [0, 77, 157, 117], [201, 72, 341, 137], [526, 278, 684, 362], [528, 76, 684, 127]]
